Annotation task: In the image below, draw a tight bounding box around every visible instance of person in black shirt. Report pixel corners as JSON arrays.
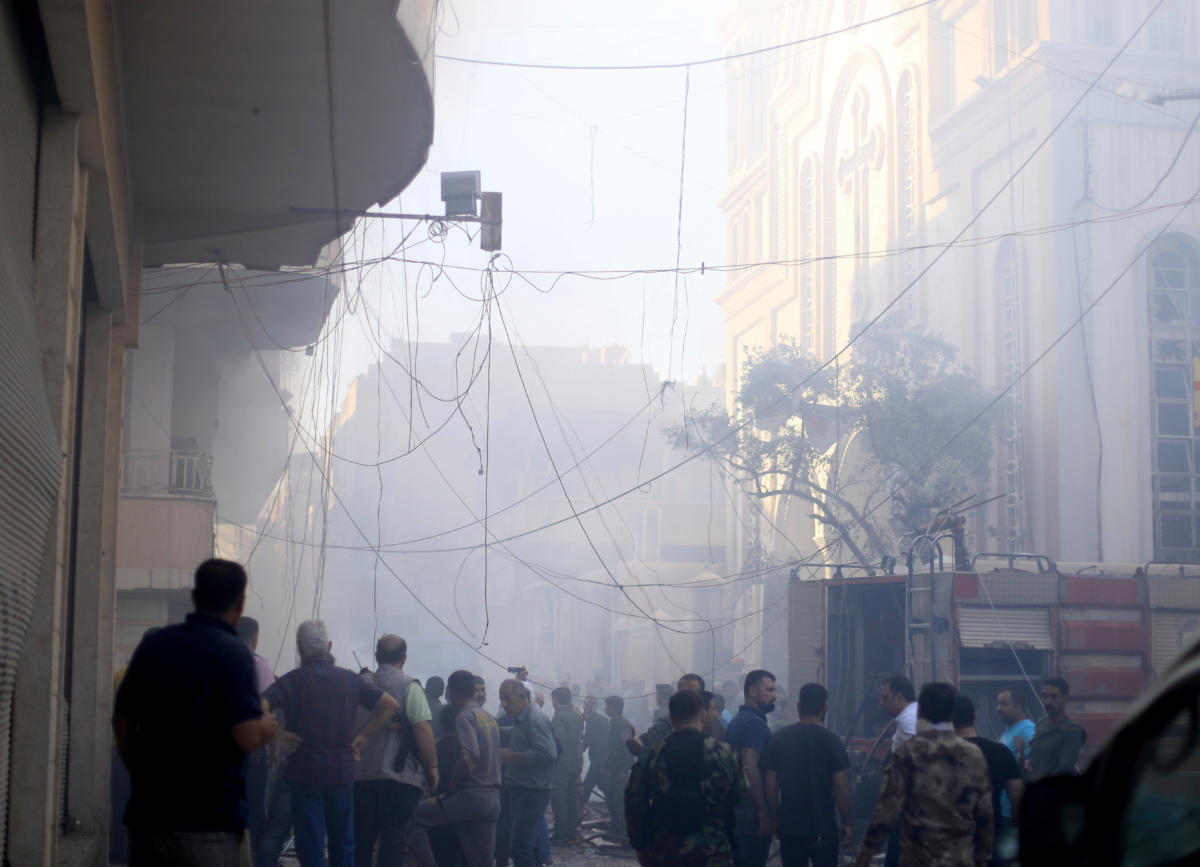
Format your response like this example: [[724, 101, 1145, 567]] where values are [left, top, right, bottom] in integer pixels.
[[953, 694, 1022, 867], [113, 559, 279, 866], [580, 696, 609, 803], [763, 683, 853, 867]]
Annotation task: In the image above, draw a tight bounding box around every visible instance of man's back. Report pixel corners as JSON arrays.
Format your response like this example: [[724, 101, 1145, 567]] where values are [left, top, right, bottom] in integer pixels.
[[863, 731, 993, 867], [114, 614, 262, 832], [764, 722, 849, 841], [965, 736, 1021, 833], [584, 710, 609, 757], [553, 705, 585, 763], [263, 657, 382, 787], [625, 729, 743, 865], [356, 665, 429, 787], [454, 702, 502, 788], [606, 715, 636, 772]]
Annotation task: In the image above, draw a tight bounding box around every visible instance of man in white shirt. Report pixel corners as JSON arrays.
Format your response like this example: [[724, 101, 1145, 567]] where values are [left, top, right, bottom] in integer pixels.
[[878, 675, 916, 867], [881, 675, 917, 754]]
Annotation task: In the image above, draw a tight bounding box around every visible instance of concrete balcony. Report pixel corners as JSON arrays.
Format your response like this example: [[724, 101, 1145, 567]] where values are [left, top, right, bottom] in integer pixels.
[[121, 448, 214, 501], [115, 0, 437, 269], [117, 449, 217, 595]]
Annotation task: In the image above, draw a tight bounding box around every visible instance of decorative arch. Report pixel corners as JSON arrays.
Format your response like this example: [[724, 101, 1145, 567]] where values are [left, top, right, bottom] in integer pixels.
[[821, 47, 894, 354]]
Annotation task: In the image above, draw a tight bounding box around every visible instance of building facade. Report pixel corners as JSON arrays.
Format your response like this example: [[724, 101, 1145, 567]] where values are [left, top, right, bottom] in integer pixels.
[[238, 337, 736, 698], [0, 2, 436, 863], [720, 0, 1200, 571]]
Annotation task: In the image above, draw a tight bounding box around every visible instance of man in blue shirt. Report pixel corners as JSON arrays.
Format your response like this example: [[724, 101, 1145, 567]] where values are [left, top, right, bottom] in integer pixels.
[[114, 559, 279, 866], [725, 669, 778, 867], [996, 685, 1035, 769], [263, 621, 399, 867], [498, 679, 558, 867]]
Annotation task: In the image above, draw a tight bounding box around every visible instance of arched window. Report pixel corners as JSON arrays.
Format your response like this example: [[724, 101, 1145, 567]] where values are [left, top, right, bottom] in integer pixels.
[[1149, 235, 1200, 561]]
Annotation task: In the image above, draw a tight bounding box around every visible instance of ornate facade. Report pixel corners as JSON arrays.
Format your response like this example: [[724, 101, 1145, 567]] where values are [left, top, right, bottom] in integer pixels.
[[719, 0, 1200, 575]]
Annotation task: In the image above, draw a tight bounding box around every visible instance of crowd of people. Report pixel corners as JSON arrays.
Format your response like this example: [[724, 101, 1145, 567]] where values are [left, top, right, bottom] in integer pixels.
[[113, 560, 1087, 867]]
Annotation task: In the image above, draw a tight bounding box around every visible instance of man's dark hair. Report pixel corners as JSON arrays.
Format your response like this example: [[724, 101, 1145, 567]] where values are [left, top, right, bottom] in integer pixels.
[[551, 687, 572, 707], [193, 559, 247, 614], [699, 689, 715, 709], [680, 673, 706, 690], [425, 675, 445, 699], [798, 683, 828, 717], [473, 675, 485, 687], [917, 682, 958, 724], [375, 636, 407, 665], [447, 670, 477, 700], [235, 616, 259, 644], [714, 694, 726, 711], [999, 685, 1026, 710], [1044, 676, 1070, 696], [952, 694, 976, 729], [439, 702, 458, 736], [883, 674, 916, 702], [669, 689, 705, 722], [743, 669, 776, 698], [605, 695, 625, 714]]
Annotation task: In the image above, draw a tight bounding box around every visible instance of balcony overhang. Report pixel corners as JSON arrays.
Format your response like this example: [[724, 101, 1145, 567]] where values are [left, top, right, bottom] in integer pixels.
[[115, 0, 435, 268], [140, 264, 337, 349]]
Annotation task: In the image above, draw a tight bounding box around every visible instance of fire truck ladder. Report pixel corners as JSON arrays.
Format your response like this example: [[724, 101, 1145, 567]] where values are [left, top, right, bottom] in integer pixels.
[[905, 534, 956, 686]]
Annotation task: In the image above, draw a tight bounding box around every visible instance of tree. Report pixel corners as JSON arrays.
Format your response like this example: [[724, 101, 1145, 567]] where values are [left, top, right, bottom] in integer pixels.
[[668, 317, 995, 566]]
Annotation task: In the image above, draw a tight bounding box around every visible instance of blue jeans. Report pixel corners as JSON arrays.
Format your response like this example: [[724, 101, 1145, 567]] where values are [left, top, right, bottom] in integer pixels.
[[507, 786, 552, 867], [291, 783, 354, 867], [256, 771, 293, 867]]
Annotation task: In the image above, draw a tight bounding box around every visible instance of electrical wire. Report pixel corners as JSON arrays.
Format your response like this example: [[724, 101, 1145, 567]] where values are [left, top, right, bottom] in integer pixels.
[[434, 0, 936, 71]]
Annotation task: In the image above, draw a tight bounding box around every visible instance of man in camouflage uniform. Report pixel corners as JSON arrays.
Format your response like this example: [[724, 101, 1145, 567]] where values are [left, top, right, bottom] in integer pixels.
[[625, 690, 744, 866], [855, 683, 993, 867]]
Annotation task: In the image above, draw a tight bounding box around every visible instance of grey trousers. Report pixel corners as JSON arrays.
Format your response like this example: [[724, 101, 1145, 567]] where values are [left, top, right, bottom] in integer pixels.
[[129, 830, 252, 867], [406, 787, 501, 867]]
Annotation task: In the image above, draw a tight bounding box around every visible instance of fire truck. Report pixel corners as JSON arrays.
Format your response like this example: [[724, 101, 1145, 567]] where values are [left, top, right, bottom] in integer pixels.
[[785, 539, 1200, 816]]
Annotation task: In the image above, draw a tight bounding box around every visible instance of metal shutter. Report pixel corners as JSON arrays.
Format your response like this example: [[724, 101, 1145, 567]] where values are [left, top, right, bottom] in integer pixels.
[[958, 607, 1054, 650], [1151, 611, 1200, 677], [0, 5, 65, 862]]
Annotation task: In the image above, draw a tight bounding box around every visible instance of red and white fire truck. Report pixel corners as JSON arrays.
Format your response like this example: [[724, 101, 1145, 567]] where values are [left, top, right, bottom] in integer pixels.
[[786, 544, 1200, 766]]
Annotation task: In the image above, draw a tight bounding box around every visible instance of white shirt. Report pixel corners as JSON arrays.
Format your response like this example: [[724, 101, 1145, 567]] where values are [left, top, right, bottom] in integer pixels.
[[891, 702, 918, 752]]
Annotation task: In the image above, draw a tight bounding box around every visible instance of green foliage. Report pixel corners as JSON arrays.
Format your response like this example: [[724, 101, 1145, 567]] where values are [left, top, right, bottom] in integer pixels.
[[667, 317, 995, 564]]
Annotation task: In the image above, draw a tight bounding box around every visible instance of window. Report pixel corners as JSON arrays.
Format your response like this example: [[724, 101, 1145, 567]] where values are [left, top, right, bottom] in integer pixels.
[[1150, 0, 1183, 52], [634, 507, 661, 561], [992, 0, 1009, 72], [1015, 0, 1037, 50], [994, 0, 1037, 71], [1085, 0, 1116, 46], [1149, 237, 1200, 561]]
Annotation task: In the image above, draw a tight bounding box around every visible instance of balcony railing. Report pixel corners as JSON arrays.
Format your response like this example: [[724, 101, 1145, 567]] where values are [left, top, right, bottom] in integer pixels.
[[121, 449, 214, 500]]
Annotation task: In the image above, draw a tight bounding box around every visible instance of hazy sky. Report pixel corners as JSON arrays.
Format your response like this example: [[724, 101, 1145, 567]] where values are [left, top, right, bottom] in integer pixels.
[[335, 0, 732, 390]]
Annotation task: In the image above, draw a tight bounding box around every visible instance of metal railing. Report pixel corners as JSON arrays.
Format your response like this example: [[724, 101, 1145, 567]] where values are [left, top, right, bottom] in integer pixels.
[[121, 449, 214, 500]]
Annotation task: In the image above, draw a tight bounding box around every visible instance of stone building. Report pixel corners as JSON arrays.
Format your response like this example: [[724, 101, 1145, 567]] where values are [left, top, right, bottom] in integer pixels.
[[717, 0, 1200, 678]]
